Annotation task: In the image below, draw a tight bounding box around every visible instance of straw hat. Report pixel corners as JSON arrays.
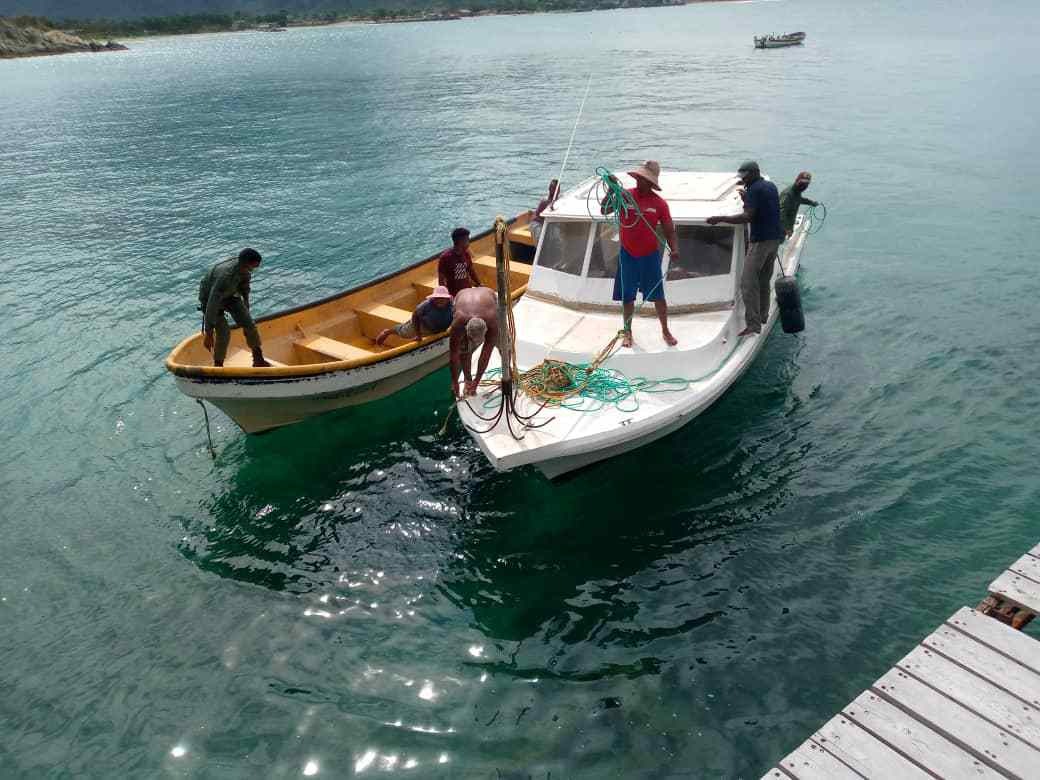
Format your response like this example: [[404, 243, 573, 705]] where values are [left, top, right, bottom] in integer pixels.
[[628, 160, 662, 190], [427, 285, 453, 301]]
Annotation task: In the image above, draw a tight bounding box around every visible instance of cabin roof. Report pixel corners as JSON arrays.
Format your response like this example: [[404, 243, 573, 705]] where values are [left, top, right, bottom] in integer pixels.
[[545, 171, 750, 222]]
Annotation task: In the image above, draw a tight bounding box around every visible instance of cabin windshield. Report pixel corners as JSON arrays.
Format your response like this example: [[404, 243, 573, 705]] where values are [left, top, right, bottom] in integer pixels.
[[667, 225, 734, 280], [588, 222, 620, 278], [531, 217, 739, 308], [538, 221, 588, 276]]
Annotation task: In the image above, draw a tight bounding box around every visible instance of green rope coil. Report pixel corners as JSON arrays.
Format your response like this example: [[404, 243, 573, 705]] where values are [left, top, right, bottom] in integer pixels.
[[807, 202, 827, 234], [483, 364, 692, 414]]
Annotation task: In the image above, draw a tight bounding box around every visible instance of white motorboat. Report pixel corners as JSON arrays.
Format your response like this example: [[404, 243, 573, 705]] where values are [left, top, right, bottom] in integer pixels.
[[457, 171, 812, 478]]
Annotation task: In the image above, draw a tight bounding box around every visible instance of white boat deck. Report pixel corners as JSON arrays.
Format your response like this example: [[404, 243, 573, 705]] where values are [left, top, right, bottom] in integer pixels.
[[513, 297, 733, 376], [461, 304, 771, 475], [763, 542, 1040, 779]]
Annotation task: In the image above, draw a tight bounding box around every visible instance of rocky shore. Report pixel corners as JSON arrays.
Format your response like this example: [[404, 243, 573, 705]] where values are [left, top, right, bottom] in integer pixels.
[[0, 19, 127, 59]]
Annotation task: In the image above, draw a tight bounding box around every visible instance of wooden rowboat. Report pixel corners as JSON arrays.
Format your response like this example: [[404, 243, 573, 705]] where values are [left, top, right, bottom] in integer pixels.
[[165, 213, 539, 433]]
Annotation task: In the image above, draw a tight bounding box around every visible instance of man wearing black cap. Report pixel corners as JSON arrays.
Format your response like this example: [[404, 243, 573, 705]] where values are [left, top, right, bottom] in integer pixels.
[[707, 161, 784, 337], [438, 227, 482, 297], [197, 248, 271, 367]]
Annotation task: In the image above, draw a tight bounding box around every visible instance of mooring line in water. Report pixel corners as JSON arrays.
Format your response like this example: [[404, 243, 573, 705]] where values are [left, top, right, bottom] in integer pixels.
[[196, 399, 217, 459], [436, 402, 456, 437], [555, 71, 594, 197]]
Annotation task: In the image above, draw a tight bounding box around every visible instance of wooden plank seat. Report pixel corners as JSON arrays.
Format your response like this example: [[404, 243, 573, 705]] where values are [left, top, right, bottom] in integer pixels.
[[508, 224, 536, 247], [295, 335, 373, 363], [471, 254, 533, 279], [355, 303, 413, 337], [413, 274, 440, 297]]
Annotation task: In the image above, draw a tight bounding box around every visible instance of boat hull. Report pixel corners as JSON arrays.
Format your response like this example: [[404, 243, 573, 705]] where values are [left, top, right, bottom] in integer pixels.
[[532, 317, 776, 478], [177, 341, 449, 433]]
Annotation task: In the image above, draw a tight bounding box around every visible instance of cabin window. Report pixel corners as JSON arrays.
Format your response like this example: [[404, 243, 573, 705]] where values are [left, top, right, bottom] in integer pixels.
[[538, 221, 589, 276], [667, 225, 734, 280], [587, 223, 621, 278]]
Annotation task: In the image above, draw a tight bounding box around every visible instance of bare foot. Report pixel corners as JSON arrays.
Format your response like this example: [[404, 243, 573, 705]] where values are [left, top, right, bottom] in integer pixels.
[[662, 329, 678, 346], [375, 328, 392, 346], [737, 327, 760, 338], [621, 331, 633, 348]]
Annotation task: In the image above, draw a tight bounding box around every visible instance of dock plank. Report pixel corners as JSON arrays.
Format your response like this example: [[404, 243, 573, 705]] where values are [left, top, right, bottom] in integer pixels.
[[842, 690, 999, 778], [989, 569, 1040, 616], [924, 622, 1040, 708], [873, 667, 1040, 779], [896, 645, 1040, 749], [811, 714, 931, 778], [947, 607, 1040, 676], [1008, 554, 1040, 585], [761, 738, 862, 780]]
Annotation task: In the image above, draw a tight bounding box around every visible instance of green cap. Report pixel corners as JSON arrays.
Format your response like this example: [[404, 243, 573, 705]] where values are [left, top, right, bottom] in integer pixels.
[[737, 160, 760, 174]]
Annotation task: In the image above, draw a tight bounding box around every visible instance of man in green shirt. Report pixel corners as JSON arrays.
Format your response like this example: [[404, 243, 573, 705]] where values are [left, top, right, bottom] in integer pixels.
[[779, 171, 819, 239], [197, 248, 270, 368]]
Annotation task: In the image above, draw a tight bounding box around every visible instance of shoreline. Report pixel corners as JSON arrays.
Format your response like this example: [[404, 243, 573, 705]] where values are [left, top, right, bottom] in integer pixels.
[[0, 19, 128, 60], [2, 0, 745, 58]]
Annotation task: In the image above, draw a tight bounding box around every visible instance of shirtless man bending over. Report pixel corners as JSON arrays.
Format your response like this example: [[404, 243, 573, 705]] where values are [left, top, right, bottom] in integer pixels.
[[449, 286, 499, 399]]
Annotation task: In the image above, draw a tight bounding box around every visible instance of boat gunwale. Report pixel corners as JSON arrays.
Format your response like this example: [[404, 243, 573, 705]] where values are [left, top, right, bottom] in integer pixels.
[[166, 216, 525, 381]]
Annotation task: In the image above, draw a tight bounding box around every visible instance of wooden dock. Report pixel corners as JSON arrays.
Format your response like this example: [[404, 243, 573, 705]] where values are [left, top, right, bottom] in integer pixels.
[[763, 542, 1040, 779]]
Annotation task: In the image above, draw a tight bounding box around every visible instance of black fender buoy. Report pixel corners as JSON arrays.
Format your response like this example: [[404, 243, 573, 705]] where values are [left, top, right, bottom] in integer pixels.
[[774, 275, 805, 333]]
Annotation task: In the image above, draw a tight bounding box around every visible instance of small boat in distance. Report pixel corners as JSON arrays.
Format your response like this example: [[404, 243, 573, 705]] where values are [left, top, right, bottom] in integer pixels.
[[165, 215, 538, 433], [754, 32, 806, 49]]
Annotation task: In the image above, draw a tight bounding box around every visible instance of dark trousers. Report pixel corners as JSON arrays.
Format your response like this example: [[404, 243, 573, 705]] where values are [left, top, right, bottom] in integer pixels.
[[742, 240, 780, 331], [208, 297, 261, 364]]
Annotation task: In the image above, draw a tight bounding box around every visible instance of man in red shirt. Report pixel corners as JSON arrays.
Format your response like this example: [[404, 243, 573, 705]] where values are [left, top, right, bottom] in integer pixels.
[[438, 227, 482, 297], [601, 160, 680, 348]]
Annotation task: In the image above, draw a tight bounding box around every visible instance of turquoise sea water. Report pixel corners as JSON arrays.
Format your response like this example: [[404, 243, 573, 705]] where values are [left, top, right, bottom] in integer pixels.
[[3, 0, 1040, 776]]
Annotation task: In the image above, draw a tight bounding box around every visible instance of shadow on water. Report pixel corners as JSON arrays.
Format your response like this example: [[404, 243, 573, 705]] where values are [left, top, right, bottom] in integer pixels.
[[442, 335, 813, 651], [178, 368, 463, 591], [180, 333, 813, 628]]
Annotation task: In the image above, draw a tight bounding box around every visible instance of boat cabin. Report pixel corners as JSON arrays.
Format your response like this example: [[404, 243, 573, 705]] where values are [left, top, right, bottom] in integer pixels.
[[526, 171, 747, 313]]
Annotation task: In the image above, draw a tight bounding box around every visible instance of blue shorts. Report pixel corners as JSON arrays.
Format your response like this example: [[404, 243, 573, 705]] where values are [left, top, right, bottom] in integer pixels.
[[613, 247, 665, 303]]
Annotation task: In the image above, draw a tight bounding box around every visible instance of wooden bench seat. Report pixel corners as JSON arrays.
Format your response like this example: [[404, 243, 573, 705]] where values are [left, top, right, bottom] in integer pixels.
[[508, 225, 536, 247], [413, 274, 440, 297], [471, 255, 533, 279], [295, 335, 373, 363], [355, 303, 413, 337]]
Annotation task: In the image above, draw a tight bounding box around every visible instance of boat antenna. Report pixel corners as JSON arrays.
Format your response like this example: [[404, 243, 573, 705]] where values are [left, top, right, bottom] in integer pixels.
[[553, 71, 594, 208]]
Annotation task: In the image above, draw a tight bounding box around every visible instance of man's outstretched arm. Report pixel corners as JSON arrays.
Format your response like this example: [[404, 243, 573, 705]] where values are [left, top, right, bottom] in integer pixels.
[[707, 205, 755, 226]]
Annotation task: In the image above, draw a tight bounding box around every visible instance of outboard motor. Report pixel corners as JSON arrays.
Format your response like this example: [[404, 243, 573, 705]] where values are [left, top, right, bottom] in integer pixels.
[[774, 275, 805, 334]]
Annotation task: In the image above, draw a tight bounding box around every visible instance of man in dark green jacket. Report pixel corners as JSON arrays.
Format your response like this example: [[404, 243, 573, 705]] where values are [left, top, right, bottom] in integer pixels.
[[779, 171, 819, 239], [198, 248, 270, 367]]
